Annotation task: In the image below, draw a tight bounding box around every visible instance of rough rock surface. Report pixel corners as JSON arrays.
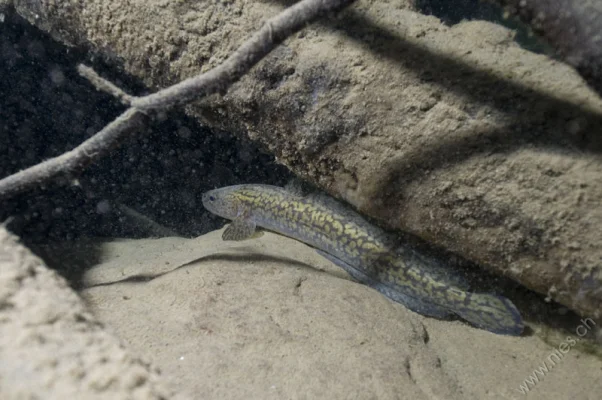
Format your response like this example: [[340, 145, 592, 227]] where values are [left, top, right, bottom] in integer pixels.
[[75, 231, 602, 399], [4, 0, 602, 320], [0, 227, 172, 399], [495, 0, 602, 95]]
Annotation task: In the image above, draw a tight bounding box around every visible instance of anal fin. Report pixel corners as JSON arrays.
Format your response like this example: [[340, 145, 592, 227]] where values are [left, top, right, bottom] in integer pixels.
[[453, 292, 524, 336], [316, 249, 453, 319]]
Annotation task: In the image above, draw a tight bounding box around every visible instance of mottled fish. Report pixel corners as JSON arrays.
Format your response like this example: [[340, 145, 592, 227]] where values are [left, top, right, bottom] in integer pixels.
[[202, 184, 523, 335]]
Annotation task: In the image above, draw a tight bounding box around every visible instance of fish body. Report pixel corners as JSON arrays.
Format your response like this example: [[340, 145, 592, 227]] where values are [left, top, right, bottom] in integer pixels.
[[202, 184, 523, 335]]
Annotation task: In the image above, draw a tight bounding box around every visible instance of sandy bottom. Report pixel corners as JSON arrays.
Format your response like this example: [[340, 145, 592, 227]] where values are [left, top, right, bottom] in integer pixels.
[[75, 230, 601, 399]]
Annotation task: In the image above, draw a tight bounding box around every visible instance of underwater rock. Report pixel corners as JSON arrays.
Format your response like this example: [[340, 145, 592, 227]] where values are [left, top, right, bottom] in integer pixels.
[[0, 227, 172, 399], [8, 0, 602, 320], [494, 0, 602, 96]]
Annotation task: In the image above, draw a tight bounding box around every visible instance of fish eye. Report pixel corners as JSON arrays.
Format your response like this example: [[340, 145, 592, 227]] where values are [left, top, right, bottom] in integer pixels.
[[209, 195, 215, 201]]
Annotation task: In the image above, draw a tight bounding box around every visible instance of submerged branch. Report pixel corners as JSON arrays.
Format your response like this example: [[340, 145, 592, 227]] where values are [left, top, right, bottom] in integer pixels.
[[0, 0, 356, 199]]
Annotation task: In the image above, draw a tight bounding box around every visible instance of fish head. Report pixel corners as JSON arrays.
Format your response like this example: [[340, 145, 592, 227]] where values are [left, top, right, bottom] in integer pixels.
[[202, 187, 241, 220]]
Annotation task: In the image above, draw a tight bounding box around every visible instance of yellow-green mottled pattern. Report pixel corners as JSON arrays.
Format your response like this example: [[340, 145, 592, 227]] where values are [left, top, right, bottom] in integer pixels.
[[202, 184, 523, 335]]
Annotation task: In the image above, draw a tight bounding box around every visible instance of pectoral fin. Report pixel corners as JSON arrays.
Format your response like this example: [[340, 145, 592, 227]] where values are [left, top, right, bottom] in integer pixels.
[[222, 217, 262, 241]]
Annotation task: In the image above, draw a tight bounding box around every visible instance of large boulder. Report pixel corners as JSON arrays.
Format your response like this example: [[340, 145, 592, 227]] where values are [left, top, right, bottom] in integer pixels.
[[5, 0, 602, 319]]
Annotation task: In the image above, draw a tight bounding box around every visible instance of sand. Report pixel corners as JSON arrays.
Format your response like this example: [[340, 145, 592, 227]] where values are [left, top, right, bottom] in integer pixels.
[[73, 229, 602, 399], [2, 221, 601, 398]]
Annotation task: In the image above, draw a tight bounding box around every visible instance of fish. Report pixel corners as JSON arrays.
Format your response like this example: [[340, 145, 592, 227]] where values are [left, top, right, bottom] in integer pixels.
[[202, 184, 524, 336]]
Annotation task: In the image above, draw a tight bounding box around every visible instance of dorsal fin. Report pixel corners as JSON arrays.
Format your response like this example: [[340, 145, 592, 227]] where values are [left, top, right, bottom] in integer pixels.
[[305, 191, 343, 208], [283, 178, 313, 198], [304, 191, 365, 220], [397, 246, 469, 290]]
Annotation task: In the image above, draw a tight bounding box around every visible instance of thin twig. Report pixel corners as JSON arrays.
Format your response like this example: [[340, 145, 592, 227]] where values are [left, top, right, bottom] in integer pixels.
[[0, 0, 356, 199], [116, 203, 181, 238], [0, 109, 147, 197], [77, 64, 135, 105]]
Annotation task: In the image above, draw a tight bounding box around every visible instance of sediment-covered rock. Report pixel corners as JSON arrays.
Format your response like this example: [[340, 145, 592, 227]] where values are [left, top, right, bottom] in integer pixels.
[[5, 0, 602, 319], [0, 227, 172, 399]]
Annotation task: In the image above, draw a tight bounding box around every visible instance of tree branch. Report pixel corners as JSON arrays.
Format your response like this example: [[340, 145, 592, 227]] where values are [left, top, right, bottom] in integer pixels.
[[0, 0, 356, 199]]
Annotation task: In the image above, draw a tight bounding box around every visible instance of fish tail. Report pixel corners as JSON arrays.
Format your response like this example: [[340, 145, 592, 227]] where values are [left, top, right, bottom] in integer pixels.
[[453, 292, 524, 336]]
